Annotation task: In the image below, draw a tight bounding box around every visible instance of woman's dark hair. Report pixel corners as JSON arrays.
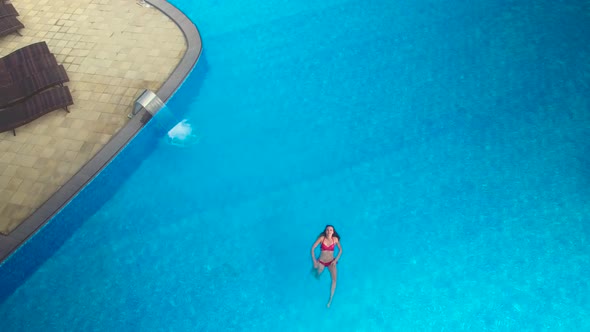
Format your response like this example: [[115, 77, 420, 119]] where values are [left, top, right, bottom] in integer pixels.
[[319, 225, 340, 240]]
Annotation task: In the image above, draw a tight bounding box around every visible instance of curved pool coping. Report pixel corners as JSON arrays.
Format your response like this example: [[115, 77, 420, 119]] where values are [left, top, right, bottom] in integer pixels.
[[0, 0, 202, 263]]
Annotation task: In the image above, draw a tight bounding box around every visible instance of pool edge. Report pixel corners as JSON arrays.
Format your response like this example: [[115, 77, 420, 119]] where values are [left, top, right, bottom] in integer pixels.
[[0, 0, 202, 264]]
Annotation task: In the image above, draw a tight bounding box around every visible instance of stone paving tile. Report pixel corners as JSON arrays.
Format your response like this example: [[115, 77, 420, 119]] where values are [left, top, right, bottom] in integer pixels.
[[0, 0, 186, 234]]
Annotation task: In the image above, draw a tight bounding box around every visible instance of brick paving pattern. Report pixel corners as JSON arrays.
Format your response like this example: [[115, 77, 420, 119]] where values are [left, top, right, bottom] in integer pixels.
[[0, 0, 185, 234]]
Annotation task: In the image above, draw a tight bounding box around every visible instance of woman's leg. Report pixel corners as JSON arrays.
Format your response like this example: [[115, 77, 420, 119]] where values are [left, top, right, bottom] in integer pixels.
[[326, 264, 337, 308], [314, 262, 325, 278]]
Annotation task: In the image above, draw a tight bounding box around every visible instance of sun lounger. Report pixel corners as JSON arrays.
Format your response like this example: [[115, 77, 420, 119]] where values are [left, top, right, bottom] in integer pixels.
[[0, 65, 70, 107], [0, 42, 56, 86], [0, 4, 19, 19], [0, 15, 23, 37], [0, 42, 51, 72], [0, 53, 59, 87], [0, 86, 73, 136]]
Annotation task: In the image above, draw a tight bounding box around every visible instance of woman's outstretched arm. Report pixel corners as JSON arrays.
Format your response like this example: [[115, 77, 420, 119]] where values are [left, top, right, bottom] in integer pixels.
[[311, 236, 323, 265], [334, 240, 342, 263]]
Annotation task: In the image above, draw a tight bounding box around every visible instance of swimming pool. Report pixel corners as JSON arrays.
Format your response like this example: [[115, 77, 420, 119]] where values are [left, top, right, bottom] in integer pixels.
[[1, 0, 590, 330]]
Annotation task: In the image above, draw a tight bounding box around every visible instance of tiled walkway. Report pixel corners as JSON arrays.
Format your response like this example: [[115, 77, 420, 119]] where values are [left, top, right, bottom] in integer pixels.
[[0, 0, 186, 234]]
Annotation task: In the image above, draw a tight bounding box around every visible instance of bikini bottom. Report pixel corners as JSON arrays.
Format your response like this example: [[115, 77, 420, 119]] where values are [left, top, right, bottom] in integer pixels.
[[318, 259, 336, 267]]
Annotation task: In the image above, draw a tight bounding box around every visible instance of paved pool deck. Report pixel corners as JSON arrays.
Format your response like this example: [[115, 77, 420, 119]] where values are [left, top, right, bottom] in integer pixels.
[[0, 0, 201, 260]]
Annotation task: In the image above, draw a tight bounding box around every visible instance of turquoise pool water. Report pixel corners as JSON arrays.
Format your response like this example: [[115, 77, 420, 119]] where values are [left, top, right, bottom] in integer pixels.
[[1, 0, 590, 330]]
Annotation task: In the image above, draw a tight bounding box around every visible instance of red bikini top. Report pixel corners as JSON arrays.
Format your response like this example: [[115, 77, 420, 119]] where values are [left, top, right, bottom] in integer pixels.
[[321, 239, 335, 251]]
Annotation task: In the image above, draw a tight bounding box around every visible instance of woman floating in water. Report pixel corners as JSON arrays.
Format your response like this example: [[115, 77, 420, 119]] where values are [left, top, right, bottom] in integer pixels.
[[311, 225, 342, 308]]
